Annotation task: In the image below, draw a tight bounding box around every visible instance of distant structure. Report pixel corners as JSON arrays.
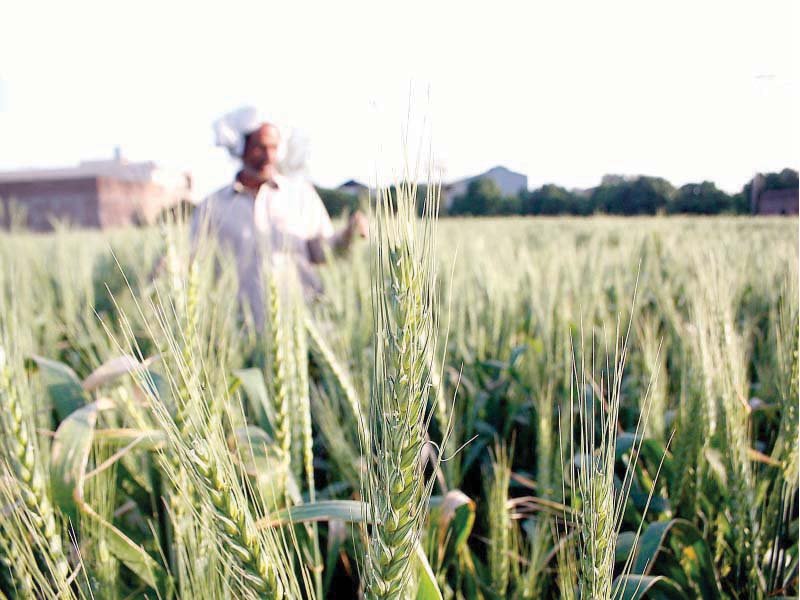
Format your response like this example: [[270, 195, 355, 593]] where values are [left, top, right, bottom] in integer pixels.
[[335, 167, 528, 210], [443, 165, 527, 209], [337, 179, 370, 198], [750, 174, 799, 215], [0, 149, 192, 231]]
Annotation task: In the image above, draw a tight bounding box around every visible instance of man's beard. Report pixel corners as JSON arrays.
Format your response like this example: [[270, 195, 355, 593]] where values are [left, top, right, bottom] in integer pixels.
[[241, 162, 276, 182]]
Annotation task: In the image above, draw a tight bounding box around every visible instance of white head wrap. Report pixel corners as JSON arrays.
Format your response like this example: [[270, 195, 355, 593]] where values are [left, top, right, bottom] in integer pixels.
[[213, 106, 310, 176]]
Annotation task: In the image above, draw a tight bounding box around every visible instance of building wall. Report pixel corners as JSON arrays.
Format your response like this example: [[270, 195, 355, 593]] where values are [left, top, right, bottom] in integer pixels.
[[0, 176, 186, 230], [0, 178, 100, 230], [757, 189, 799, 215], [96, 177, 183, 226]]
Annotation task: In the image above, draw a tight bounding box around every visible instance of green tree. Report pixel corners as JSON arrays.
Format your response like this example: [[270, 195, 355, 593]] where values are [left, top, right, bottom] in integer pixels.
[[524, 184, 583, 215], [763, 168, 799, 191], [668, 181, 732, 214], [591, 176, 674, 215], [448, 179, 505, 216], [316, 187, 360, 218]]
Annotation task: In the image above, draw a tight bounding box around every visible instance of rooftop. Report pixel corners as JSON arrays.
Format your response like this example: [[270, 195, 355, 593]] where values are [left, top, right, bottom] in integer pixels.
[[0, 149, 190, 191]]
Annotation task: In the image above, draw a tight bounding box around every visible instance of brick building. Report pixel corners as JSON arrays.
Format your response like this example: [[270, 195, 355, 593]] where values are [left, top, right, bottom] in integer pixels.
[[750, 173, 799, 215], [0, 150, 192, 231]]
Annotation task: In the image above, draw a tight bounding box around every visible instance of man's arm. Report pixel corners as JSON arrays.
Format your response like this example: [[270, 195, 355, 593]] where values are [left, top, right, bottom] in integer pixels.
[[332, 210, 368, 251], [306, 184, 367, 264]]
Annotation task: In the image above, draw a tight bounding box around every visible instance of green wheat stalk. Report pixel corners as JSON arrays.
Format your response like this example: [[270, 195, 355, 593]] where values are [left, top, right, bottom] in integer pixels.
[[363, 178, 441, 599], [486, 443, 511, 597]]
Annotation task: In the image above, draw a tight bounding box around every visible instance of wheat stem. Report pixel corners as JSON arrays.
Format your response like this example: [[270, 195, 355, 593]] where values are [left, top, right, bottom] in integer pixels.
[[190, 439, 284, 599], [0, 365, 70, 584], [364, 180, 439, 599]]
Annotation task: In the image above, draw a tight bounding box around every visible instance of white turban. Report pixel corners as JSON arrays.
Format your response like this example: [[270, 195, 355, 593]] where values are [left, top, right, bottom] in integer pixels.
[[212, 106, 309, 176], [212, 106, 281, 158]]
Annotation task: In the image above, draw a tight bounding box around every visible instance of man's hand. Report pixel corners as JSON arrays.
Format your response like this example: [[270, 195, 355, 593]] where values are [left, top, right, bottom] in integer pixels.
[[347, 210, 369, 239], [327, 210, 369, 258]]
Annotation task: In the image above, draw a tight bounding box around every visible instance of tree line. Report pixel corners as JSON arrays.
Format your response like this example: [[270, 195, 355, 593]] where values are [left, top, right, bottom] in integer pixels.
[[318, 168, 797, 217]]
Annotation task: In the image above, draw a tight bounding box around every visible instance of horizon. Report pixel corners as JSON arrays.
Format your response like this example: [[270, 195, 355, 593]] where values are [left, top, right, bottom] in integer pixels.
[[1, 1, 797, 198], [0, 154, 791, 198]]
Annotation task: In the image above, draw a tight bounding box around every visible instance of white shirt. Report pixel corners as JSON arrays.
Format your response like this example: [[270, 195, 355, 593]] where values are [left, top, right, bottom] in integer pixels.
[[190, 173, 335, 327]]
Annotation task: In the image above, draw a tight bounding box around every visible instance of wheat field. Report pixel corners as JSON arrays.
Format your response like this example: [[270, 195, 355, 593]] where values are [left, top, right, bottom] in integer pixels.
[[0, 193, 796, 599]]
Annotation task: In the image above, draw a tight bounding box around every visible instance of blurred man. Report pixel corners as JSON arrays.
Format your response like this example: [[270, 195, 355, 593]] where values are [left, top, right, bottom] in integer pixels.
[[191, 106, 367, 327]]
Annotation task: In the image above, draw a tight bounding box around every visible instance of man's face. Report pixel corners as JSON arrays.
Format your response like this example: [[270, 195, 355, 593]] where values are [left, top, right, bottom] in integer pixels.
[[242, 123, 281, 179]]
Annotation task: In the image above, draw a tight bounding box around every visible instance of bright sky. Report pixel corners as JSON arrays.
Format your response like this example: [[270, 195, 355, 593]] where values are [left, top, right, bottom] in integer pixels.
[[0, 1, 797, 197]]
